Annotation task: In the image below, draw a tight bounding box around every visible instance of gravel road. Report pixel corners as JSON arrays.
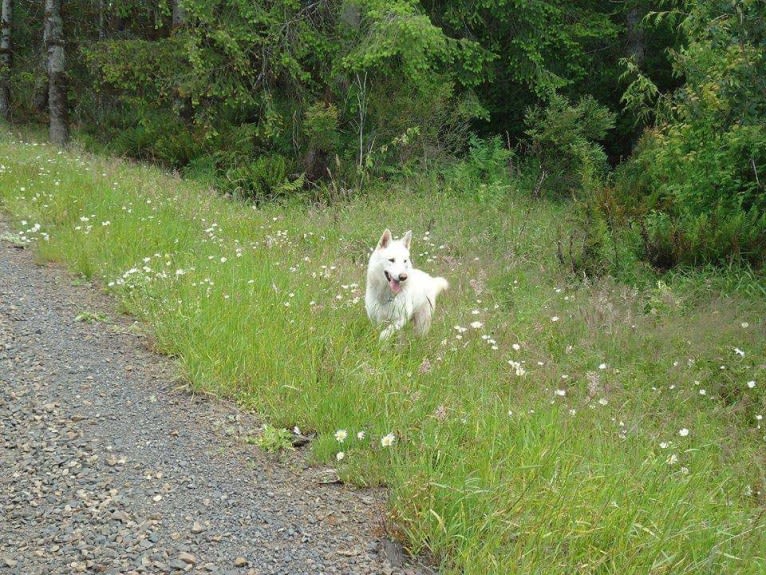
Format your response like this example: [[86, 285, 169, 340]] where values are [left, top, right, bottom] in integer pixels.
[[0, 219, 426, 575]]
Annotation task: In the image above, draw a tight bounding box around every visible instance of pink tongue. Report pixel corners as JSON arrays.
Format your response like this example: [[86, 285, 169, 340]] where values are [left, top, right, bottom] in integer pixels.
[[389, 278, 402, 294]]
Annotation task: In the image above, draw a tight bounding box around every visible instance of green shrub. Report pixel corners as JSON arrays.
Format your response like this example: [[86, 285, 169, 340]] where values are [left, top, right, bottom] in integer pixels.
[[619, 120, 766, 269], [612, 0, 766, 270], [523, 93, 615, 197], [557, 184, 646, 281], [95, 109, 200, 168], [219, 154, 305, 204], [445, 134, 513, 203], [303, 102, 340, 152]]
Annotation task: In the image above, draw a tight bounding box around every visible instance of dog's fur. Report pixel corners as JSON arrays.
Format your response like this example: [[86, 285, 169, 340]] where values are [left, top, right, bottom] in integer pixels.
[[365, 229, 448, 340]]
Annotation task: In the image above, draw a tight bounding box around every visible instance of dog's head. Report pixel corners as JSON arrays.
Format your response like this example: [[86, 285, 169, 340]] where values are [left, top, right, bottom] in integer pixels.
[[374, 229, 412, 295]]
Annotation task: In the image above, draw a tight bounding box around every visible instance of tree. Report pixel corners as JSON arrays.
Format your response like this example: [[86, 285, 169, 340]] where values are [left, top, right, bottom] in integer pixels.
[[44, 0, 67, 145], [79, 0, 487, 192], [616, 0, 766, 268], [625, 3, 646, 67], [422, 0, 619, 137], [170, 0, 185, 30], [0, 0, 10, 120]]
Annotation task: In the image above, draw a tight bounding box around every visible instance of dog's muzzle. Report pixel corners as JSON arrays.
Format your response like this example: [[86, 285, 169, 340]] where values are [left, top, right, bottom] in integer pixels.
[[385, 271, 407, 294]]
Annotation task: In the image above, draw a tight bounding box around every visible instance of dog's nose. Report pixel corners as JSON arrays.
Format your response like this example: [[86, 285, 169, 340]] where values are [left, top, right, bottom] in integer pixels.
[[398, 273, 408, 282]]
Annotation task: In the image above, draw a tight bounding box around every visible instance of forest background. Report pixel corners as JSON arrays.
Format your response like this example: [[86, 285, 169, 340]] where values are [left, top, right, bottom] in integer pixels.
[[1, 1, 765, 573], [1, 0, 764, 271]]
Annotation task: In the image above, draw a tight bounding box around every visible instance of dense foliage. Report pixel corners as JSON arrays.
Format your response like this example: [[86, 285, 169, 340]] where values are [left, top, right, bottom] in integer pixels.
[[614, 0, 766, 268], [79, 0, 488, 199], [1, 0, 764, 268]]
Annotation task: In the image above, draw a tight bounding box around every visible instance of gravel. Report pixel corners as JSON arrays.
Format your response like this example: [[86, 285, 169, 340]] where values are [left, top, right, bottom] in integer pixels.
[[0, 219, 429, 575]]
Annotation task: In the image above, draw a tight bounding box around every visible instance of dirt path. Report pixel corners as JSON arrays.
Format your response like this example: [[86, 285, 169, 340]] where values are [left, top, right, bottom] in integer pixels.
[[0, 218, 424, 575]]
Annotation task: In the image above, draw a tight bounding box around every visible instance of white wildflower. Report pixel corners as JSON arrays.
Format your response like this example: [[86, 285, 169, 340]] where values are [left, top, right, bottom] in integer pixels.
[[508, 360, 526, 377], [381, 433, 396, 448], [334, 429, 348, 443]]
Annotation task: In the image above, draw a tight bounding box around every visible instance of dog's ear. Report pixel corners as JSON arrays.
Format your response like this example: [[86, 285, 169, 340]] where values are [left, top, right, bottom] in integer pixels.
[[378, 229, 393, 249], [402, 230, 412, 249]]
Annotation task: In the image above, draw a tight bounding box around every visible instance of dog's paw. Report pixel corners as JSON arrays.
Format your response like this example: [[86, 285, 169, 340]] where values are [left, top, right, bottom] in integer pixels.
[[379, 326, 396, 341]]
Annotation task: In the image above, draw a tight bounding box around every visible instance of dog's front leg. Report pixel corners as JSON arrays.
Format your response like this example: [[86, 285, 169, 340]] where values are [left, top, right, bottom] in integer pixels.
[[379, 317, 408, 341]]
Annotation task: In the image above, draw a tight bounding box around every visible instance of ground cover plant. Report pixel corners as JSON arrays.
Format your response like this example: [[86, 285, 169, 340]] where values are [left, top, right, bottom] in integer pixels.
[[1, 131, 764, 573]]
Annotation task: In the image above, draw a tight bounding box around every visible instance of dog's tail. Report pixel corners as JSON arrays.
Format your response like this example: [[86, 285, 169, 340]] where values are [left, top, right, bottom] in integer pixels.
[[433, 277, 449, 296], [424, 276, 449, 318]]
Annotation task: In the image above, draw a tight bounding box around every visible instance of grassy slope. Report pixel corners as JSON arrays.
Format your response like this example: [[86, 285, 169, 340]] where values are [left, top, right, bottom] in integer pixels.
[[1, 133, 764, 574]]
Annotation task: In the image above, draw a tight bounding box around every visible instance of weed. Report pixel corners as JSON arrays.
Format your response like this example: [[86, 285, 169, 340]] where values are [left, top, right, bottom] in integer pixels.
[[251, 425, 295, 453], [74, 311, 109, 323]]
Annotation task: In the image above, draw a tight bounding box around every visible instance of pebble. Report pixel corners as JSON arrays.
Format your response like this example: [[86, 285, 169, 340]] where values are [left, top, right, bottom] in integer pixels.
[[178, 552, 197, 565], [191, 521, 206, 534]]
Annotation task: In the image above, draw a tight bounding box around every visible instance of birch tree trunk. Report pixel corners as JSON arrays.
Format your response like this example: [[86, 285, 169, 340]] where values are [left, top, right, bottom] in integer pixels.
[[0, 0, 11, 121], [98, 0, 104, 40], [44, 0, 68, 145], [626, 6, 645, 67], [171, 0, 186, 30]]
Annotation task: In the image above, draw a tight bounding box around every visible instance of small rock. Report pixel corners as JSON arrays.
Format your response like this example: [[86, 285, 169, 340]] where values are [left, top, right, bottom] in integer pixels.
[[337, 546, 361, 557], [381, 538, 406, 568], [178, 552, 197, 565], [167, 559, 188, 570], [191, 521, 206, 534], [234, 556, 248, 567], [111, 510, 130, 523], [105, 454, 125, 467]]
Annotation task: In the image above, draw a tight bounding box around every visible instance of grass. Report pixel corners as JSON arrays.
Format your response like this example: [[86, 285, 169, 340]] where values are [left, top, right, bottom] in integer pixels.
[[1, 130, 764, 573]]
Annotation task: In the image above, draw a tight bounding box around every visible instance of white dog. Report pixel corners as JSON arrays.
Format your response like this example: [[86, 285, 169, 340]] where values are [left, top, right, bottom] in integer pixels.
[[365, 229, 449, 340]]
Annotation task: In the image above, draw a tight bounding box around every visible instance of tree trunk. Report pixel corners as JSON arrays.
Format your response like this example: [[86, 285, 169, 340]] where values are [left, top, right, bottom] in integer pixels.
[[98, 0, 104, 40], [0, 0, 11, 121], [171, 0, 186, 30], [626, 6, 645, 67], [44, 0, 67, 146]]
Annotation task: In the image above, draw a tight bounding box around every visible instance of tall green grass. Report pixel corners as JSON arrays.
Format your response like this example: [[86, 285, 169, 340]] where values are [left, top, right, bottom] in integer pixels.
[[1, 132, 764, 573]]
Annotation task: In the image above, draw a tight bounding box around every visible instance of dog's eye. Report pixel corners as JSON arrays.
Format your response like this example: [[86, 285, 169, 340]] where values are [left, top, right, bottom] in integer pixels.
[[388, 258, 395, 263]]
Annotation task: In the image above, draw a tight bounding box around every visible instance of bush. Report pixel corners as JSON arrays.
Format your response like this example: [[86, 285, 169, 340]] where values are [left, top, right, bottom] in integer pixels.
[[557, 184, 646, 281], [619, 120, 766, 269], [82, 106, 201, 168], [523, 94, 615, 197], [218, 154, 305, 204], [444, 134, 513, 202], [612, 0, 766, 270]]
